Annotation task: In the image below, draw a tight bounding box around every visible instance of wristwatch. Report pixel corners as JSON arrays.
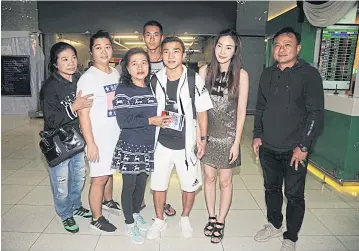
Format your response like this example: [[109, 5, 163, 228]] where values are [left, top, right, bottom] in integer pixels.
[[201, 136, 209, 142], [299, 144, 308, 153]]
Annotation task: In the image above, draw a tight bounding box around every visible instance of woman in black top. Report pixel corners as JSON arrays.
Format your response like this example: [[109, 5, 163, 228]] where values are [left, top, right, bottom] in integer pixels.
[[40, 42, 93, 233], [111, 48, 170, 244]]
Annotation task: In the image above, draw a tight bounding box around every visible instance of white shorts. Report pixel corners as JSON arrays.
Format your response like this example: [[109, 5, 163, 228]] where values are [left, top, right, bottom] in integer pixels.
[[86, 147, 116, 178], [88, 162, 116, 178], [150, 143, 202, 192]]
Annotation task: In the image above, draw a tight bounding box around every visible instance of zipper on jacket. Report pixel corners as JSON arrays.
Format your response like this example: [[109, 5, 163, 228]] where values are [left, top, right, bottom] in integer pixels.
[[286, 71, 292, 112], [178, 73, 190, 171], [275, 72, 280, 95]]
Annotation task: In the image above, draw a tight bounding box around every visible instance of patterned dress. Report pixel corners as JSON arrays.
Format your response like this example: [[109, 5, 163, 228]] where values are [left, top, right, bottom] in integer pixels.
[[111, 84, 157, 174]]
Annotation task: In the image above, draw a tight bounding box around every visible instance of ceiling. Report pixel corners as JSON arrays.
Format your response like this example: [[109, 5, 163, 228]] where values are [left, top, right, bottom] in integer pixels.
[[267, 1, 297, 21], [111, 33, 213, 54], [58, 33, 213, 55]]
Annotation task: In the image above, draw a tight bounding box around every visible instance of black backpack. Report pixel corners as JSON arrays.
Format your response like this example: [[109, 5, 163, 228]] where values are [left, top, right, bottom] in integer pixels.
[[150, 68, 200, 119]]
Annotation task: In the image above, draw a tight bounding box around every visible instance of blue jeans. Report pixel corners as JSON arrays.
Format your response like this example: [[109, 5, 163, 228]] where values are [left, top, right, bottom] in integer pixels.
[[49, 152, 86, 221]]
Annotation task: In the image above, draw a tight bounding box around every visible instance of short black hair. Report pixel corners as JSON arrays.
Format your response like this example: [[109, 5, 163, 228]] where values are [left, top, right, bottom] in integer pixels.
[[143, 20, 163, 34], [89, 30, 113, 51], [161, 36, 185, 52], [273, 27, 301, 45]]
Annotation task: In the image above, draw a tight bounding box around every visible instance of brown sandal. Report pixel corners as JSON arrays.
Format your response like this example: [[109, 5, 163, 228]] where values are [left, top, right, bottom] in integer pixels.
[[164, 203, 176, 216], [204, 216, 217, 237]]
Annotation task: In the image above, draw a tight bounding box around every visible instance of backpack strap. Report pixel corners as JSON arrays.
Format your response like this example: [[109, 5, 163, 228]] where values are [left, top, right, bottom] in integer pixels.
[[187, 68, 200, 99], [150, 74, 158, 94], [186, 68, 198, 119]]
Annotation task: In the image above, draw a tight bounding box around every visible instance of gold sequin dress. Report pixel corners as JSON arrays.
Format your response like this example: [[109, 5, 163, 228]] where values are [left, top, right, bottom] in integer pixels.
[[201, 87, 241, 169]]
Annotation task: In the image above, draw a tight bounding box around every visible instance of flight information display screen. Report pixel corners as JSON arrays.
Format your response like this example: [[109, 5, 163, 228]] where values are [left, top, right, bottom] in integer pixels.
[[318, 25, 359, 90]]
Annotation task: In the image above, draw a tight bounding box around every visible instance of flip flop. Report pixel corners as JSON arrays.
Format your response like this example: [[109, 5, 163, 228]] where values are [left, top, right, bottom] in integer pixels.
[[164, 203, 176, 216]]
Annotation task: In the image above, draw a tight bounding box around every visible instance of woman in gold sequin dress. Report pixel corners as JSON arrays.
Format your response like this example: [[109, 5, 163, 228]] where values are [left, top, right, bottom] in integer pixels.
[[199, 29, 249, 244]]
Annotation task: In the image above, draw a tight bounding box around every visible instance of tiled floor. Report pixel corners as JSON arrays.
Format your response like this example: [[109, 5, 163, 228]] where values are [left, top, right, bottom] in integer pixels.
[[1, 115, 359, 251]]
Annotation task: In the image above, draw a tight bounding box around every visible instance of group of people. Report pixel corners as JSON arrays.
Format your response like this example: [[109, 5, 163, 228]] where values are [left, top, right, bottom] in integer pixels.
[[40, 19, 324, 251]]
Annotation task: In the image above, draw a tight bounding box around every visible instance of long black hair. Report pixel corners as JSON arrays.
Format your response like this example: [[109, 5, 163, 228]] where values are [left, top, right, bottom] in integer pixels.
[[119, 48, 152, 87], [205, 29, 242, 99], [48, 42, 77, 73]]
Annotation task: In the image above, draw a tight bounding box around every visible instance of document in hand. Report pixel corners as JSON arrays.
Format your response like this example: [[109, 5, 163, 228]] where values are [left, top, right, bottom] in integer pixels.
[[161, 110, 184, 131]]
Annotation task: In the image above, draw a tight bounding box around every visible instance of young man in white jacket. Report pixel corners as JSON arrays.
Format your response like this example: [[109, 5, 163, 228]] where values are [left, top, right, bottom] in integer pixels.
[[147, 37, 213, 239]]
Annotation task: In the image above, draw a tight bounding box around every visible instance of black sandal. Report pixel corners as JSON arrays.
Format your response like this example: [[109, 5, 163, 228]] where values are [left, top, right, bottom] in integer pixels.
[[204, 216, 217, 237], [211, 222, 225, 244]]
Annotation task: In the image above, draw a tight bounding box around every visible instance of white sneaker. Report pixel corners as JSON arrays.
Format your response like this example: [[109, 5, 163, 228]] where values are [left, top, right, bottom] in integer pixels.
[[152, 214, 167, 221], [146, 218, 167, 240], [254, 223, 282, 242], [280, 239, 296, 251], [179, 216, 193, 238], [125, 223, 144, 245]]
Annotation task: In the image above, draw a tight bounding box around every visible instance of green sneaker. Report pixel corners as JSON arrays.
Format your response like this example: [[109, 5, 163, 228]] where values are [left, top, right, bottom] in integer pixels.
[[126, 223, 144, 244], [74, 206, 92, 218], [134, 213, 150, 231], [62, 217, 79, 233]]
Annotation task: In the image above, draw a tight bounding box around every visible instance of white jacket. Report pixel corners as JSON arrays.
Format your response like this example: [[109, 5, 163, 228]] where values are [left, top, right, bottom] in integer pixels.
[[151, 65, 213, 167]]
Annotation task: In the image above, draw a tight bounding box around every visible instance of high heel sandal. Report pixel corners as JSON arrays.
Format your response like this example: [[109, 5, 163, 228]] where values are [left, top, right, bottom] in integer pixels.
[[211, 222, 225, 244], [204, 216, 217, 237]]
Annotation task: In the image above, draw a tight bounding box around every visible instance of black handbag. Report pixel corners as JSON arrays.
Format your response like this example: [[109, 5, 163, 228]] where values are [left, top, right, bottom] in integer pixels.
[[39, 125, 85, 167]]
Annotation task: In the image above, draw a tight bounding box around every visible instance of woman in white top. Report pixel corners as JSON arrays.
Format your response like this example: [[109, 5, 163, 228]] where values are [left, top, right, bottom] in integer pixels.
[[77, 30, 121, 233]]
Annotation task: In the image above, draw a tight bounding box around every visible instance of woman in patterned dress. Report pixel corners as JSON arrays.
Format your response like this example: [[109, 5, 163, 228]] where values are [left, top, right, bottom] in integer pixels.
[[111, 48, 170, 244]]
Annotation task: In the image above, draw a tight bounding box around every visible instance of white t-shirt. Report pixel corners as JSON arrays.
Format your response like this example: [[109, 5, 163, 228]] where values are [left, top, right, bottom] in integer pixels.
[[150, 60, 164, 76], [77, 66, 120, 177]]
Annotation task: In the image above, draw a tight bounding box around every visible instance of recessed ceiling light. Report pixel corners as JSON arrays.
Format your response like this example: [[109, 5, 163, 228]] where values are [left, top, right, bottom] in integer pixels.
[[124, 41, 145, 45], [178, 36, 196, 40], [114, 35, 139, 39]]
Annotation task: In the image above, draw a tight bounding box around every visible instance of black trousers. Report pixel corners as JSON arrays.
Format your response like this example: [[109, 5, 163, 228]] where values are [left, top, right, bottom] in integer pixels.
[[121, 173, 148, 224], [259, 146, 307, 242]]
